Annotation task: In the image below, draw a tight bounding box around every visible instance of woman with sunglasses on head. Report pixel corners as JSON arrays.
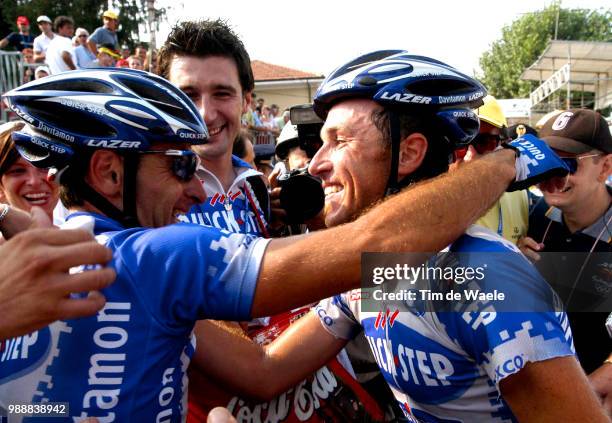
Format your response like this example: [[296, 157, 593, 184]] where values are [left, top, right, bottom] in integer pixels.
[[0, 121, 59, 239]]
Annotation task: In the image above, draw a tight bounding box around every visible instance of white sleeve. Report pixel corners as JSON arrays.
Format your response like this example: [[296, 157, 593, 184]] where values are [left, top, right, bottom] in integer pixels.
[[314, 292, 361, 340], [33, 37, 42, 53]]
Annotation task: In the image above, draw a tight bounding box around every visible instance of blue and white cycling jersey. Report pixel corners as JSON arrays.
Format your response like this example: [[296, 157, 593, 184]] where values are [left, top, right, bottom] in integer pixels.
[[315, 225, 574, 423], [0, 212, 270, 422], [180, 156, 267, 236]]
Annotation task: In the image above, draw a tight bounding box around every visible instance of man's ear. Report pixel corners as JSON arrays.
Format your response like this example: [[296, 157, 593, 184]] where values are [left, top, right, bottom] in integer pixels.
[[397, 132, 428, 180], [242, 91, 253, 114], [86, 150, 124, 203], [598, 153, 612, 182]]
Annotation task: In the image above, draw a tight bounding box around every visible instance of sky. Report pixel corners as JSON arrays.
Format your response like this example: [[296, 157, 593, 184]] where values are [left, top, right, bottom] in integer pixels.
[[153, 0, 610, 77]]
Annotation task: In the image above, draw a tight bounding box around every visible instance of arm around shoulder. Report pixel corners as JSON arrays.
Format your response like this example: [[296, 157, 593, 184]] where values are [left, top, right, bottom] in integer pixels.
[[251, 149, 516, 317]]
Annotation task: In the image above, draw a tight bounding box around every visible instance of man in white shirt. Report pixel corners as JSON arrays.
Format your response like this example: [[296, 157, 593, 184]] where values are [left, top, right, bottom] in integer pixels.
[[32, 15, 54, 63], [45, 16, 76, 74]]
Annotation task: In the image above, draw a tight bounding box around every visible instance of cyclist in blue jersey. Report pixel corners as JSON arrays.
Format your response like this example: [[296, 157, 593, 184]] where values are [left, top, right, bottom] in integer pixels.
[[190, 51, 607, 422], [1, 67, 567, 421]]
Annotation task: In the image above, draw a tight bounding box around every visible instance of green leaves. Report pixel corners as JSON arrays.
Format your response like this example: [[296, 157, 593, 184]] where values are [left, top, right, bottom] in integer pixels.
[[479, 4, 611, 99]]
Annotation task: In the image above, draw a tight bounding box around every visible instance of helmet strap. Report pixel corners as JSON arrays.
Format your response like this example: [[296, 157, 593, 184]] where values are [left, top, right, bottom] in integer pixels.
[[73, 153, 141, 228], [120, 153, 141, 228], [385, 111, 402, 196]]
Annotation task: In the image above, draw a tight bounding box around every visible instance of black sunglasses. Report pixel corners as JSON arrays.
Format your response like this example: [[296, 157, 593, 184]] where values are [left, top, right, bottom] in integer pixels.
[[138, 149, 200, 181]]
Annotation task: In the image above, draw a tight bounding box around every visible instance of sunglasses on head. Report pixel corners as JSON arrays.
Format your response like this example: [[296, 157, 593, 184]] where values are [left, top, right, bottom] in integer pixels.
[[138, 149, 200, 181]]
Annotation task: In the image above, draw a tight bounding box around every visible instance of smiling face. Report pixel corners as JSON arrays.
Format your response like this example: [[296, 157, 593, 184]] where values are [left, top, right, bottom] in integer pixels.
[[309, 99, 390, 227], [135, 144, 206, 227], [0, 157, 58, 218], [168, 55, 249, 162], [38, 22, 52, 35], [540, 149, 611, 213]]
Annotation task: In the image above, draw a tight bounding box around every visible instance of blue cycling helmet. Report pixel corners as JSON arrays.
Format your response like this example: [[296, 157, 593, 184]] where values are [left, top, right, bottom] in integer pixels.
[[313, 50, 485, 192], [2, 68, 208, 227]]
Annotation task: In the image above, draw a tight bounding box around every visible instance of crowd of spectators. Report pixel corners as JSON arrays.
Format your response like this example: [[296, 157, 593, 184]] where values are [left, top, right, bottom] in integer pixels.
[[0, 10, 156, 84]]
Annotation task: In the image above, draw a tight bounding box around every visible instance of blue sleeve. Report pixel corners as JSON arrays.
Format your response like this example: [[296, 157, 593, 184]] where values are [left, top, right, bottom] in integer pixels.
[[112, 223, 270, 330], [439, 238, 574, 386], [6, 33, 19, 47], [88, 28, 103, 44]]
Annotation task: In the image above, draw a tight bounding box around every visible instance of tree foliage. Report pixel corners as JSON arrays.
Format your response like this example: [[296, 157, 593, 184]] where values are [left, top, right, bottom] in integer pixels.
[[479, 4, 612, 98], [0, 0, 165, 49]]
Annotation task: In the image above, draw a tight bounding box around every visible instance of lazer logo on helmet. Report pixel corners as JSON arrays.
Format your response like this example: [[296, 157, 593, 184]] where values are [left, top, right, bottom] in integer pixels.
[[86, 140, 142, 149], [379, 92, 432, 104], [37, 122, 75, 143], [9, 105, 35, 124], [179, 132, 206, 139], [468, 91, 485, 101]]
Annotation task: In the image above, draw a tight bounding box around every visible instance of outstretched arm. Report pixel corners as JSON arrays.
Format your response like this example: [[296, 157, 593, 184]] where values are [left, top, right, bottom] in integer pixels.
[[252, 149, 516, 317], [192, 311, 347, 400], [501, 356, 609, 422], [0, 208, 115, 340]]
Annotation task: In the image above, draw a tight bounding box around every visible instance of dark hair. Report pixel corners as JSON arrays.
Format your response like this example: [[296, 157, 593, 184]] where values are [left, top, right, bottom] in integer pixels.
[[232, 130, 253, 159], [58, 149, 94, 208], [0, 121, 25, 176], [372, 108, 452, 184], [158, 19, 254, 93], [54, 16, 74, 32]]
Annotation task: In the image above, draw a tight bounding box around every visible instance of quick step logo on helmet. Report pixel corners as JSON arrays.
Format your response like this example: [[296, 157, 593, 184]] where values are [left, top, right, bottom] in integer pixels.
[[86, 140, 142, 149], [178, 131, 206, 139], [379, 92, 432, 104], [452, 110, 475, 118], [31, 136, 67, 154]]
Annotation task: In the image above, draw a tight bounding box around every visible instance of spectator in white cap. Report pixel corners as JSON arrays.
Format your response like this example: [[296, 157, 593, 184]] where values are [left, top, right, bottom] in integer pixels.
[[32, 15, 54, 62], [73, 27, 95, 68], [34, 65, 50, 79]]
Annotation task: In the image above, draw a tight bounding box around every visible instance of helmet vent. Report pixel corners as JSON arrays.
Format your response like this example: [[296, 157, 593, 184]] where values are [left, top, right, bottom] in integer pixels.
[[113, 75, 196, 123], [33, 79, 114, 94], [358, 76, 377, 86], [407, 79, 473, 97]]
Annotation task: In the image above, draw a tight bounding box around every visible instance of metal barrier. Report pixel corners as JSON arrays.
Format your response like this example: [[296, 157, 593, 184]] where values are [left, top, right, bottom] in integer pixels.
[[250, 130, 276, 157], [0, 51, 26, 123]]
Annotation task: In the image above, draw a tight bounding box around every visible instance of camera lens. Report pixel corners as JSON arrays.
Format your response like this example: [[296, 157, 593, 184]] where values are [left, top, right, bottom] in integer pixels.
[[279, 173, 324, 224]]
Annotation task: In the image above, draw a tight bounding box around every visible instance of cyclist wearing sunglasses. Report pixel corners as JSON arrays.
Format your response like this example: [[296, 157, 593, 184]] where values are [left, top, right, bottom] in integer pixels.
[[467, 95, 530, 245], [519, 109, 612, 412]]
